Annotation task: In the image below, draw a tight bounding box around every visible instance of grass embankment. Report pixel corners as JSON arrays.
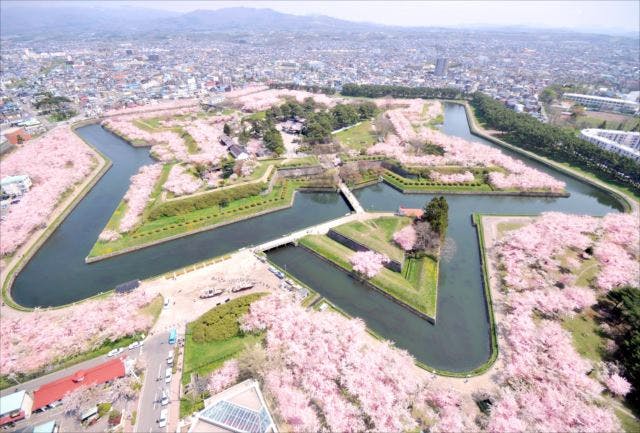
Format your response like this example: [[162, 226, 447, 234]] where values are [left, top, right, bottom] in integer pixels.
[[180, 294, 265, 417], [0, 295, 163, 391], [278, 155, 319, 168], [89, 178, 313, 258], [299, 233, 437, 318], [334, 120, 377, 151], [382, 170, 494, 193], [332, 216, 410, 263]]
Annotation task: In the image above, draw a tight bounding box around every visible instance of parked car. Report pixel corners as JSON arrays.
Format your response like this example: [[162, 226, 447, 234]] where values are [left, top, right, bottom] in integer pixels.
[[165, 367, 172, 384], [161, 390, 169, 406], [107, 347, 124, 357], [128, 341, 140, 350], [158, 409, 168, 428], [167, 350, 174, 366]]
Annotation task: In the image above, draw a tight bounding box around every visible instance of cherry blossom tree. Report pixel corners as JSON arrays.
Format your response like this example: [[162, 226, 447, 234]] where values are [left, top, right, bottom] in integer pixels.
[[349, 251, 390, 278], [393, 225, 417, 251], [119, 164, 163, 233], [0, 290, 155, 375], [163, 164, 202, 197], [0, 126, 95, 255]]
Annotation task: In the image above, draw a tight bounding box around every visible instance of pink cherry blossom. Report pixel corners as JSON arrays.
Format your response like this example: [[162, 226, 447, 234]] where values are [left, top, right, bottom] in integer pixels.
[[0, 290, 155, 375], [604, 373, 632, 397], [163, 164, 202, 196], [207, 359, 240, 395], [349, 250, 390, 278], [119, 164, 163, 233], [393, 225, 417, 250], [430, 171, 475, 183], [0, 126, 95, 255], [239, 293, 470, 432]]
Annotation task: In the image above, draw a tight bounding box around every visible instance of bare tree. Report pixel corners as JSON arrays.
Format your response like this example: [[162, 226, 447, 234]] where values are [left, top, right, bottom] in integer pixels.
[[374, 112, 393, 139], [414, 221, 440, 254]]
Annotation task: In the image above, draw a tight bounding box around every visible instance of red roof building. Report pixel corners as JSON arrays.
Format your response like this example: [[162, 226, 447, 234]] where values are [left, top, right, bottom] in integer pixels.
[[32, 358, 126, 410], [398, 206, 424, 219], [2, 127, 31, 145]]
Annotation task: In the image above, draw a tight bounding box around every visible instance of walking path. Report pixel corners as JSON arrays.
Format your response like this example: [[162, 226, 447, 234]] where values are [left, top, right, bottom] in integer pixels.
[[338, 181, 365, 213], [253, 211, 392, 252]]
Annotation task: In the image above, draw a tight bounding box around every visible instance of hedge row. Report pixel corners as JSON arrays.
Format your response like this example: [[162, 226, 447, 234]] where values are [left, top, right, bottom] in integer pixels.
[[384, 172, 483, 188], [148, 182, 267, 219], [190, 293, 264, 343]]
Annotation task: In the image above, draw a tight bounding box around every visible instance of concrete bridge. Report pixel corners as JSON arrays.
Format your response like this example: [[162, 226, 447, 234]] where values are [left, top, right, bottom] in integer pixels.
[[253, 211, 393, 252], [338, 181, 365, 214]]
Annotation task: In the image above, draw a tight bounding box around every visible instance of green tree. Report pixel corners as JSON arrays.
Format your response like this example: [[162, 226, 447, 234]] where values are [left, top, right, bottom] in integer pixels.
[[422, 196, 449, 238], [221, 158, 235, 178], [238, 127, 250, 146], [223, 123, 231, 135], [539, 88, 557, 104], [263, 127, 285, 155]]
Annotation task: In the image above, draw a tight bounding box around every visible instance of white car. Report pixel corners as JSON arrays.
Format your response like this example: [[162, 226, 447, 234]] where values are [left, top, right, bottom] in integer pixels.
[[161, 390, 169, 406], [107, 347, 124, 357], [167, 350, 174, 366], [128, 341, 140, 350], [163, 298, 171, 309], [165, 367, 172, 384], [158, 409, 168, 428]]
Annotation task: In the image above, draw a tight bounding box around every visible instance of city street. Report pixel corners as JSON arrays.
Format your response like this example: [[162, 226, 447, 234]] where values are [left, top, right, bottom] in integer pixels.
[[136, 331, 172, 433]]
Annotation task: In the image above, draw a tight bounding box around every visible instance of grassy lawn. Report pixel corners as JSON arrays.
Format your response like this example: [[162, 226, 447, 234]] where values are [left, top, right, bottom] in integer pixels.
[[334, 120, 377, 151], [556, 161, 640, 204], [616, 407, 640, 433], [243, 110, 266, 121], [299, 234, 437, 318], [332, 216, 410, 263], [561, 309, 605, 362], [181, 332, 261, 385], [89, 179, 315, 258], [496, 221, 527, 238], [179, 294, 265, 418]]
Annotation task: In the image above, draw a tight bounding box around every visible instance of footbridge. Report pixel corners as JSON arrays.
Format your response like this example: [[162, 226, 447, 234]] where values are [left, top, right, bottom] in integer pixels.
[[253, 211, 392, 252], [338, 182, 365, 214]]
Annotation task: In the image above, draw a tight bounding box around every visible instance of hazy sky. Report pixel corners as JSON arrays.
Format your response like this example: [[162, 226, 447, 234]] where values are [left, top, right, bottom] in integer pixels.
[[8, 1, 640, 34]]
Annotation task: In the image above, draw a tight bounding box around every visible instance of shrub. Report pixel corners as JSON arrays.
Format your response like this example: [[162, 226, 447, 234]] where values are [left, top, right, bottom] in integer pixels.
[[190, 293, 264, 343]]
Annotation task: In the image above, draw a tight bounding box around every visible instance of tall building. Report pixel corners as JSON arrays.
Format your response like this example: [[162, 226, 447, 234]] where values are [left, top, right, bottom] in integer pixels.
[[434, 58, 449, 76]]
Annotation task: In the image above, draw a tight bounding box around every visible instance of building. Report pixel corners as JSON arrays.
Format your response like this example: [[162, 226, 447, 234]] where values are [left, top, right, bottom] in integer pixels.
[[434, 58, 449, 77], [397, 206, 424, 219], [580, 129, 640, 162], [0, 390, 33, 426], [32, 358, 126, 411], [564, 93, 640, 114], [281, 120, 303, 134], [1, 175, 32, 197], [2, 127, 31, 145], [229, 145, 249, 161], [18, 420, 60, 433], [188, 379, 277, 433], [220, 134, 236, 148]]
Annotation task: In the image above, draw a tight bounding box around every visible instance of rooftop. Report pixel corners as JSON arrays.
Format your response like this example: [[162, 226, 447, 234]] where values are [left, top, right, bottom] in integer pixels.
[[189, 379, 277, 433], [32, 358, 125, 410], [0, 390, 27, 414]]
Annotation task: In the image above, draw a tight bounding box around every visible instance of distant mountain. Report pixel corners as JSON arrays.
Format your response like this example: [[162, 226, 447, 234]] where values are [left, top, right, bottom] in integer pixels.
[[0, 6, 382, 37], [0, 6, 180, 37], [157, 7, 381, 33]]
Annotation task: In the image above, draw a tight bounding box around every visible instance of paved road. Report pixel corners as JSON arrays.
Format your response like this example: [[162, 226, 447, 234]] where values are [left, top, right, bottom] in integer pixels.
[[136, 332, 172, 433]]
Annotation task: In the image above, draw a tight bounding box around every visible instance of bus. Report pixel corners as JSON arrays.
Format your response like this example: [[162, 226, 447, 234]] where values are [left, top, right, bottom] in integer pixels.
[[168, 328, 176, 345]]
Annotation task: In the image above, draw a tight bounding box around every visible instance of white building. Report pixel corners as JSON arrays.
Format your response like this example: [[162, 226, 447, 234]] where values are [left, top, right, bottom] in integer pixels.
[[564, 93, 640, 115], [1, 174, 32, 197], [580, 129, 640, 162], [188, 379, 277, 433]]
